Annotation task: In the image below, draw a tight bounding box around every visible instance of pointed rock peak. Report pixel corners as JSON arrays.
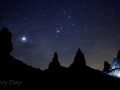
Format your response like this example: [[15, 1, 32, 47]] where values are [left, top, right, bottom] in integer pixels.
[[75, 48, 84, 59], [54, 52, 58, 59], [48, 52, 61, 70], [77, 48, 83, 55], [117, 50, 120, 58], [52, 52, 58, 62], [78, 48, 81, 51], [77, 48, 81, 53], [74, 48, 85, 62], [69, 48, 86, 69]]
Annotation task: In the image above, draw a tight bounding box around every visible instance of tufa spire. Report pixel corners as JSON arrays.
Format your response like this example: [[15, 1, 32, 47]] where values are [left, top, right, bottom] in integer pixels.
[[117, 50, 120, 59], [48, 52, 61, 70], [0, 27, 13, 55], [69, 48, 86, 69]]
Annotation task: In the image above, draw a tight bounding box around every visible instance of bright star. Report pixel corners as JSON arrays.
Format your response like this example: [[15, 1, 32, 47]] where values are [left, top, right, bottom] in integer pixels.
[[21, 37, 26, 41]]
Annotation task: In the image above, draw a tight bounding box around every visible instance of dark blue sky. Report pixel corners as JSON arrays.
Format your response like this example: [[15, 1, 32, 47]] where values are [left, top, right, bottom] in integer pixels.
[[0, 0, 120, 70]]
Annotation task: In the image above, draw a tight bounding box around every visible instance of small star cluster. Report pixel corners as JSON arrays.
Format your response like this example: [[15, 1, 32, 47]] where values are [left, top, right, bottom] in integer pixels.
[[0, 0, 120, 70]]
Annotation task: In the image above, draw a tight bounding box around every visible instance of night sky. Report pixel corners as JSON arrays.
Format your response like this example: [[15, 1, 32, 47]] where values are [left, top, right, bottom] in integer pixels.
[[0, 0, 120, 70]]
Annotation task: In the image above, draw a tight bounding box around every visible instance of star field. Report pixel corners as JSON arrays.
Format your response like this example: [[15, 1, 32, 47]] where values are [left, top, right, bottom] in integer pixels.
[[0, 0, 120, 70]]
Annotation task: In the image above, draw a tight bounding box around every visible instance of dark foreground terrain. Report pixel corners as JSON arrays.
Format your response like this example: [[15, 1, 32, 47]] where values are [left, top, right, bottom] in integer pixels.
[[0, 27, 120, 88]]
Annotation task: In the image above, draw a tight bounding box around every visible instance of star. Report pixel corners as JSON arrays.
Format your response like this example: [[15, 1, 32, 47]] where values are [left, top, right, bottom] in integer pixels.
[[25, 17, 27, 20], [68, 16, 71, 18], [57, 30, 60, 33], [21, 37, 27, 41], [0, 0, 120, 71]]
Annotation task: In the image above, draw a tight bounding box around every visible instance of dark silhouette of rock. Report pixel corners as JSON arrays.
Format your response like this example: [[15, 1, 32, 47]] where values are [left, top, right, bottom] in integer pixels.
[[103, 61, 111, 73], [48, 52, 61, 71], [0, 27, 120, 88], [117, 50, 120, 59], [0, 27, 42, 81], [0, 27, 13, 56], [112, 50, 120, 69], [69, 48, 86, 69], [45, 52, 67, 74]]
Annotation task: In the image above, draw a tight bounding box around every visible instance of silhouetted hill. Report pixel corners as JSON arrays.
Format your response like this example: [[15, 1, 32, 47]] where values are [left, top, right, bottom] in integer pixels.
[[0, 27, 43, 87], [0, 27, 120, 88]]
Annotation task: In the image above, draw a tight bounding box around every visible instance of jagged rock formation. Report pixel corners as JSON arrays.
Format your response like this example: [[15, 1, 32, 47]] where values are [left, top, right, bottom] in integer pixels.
[[103, 61, 111, 73], [117, 50, 120, 58], [0, 27, 120, 88], [47, 52, 67, 73], [0, 27, 13, 56], [112, 50, 120, 69], [0, 27, 42, 79], [69, 48, 86, 69], [48, 52, 61, 70]]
